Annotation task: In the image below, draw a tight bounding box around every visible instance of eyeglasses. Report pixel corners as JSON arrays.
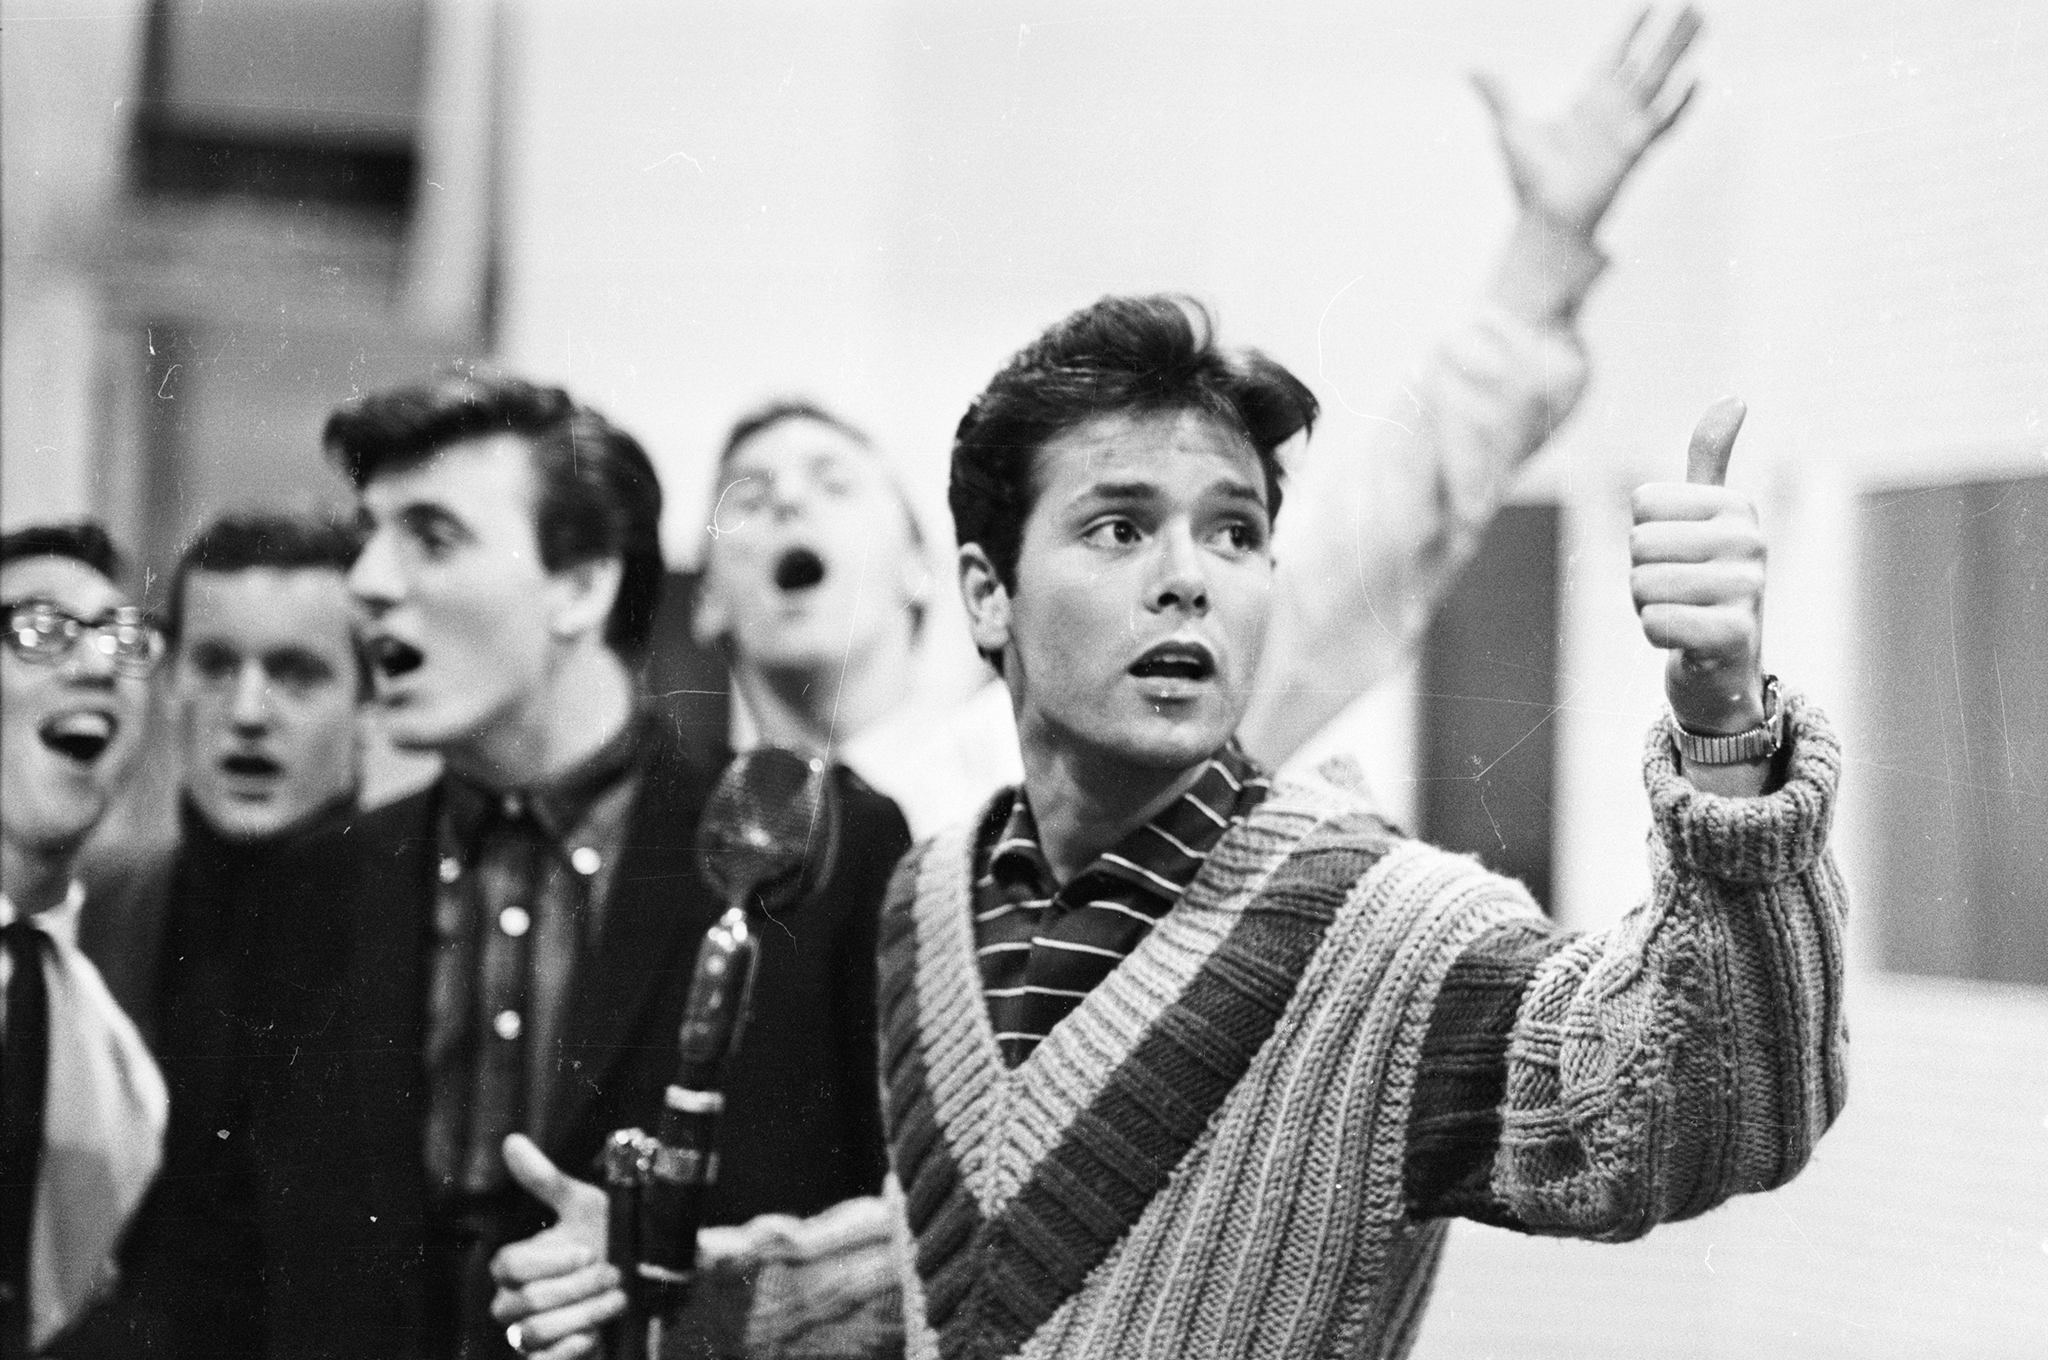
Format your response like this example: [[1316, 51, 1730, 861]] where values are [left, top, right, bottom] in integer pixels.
[[3, 600, 166, 677]]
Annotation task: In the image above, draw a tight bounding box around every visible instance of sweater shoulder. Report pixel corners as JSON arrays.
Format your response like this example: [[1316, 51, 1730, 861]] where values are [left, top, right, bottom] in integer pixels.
[[1220, 779, 1546, 945], [1209, 777, 1406, 900], [1256, 778, 1405, 850]]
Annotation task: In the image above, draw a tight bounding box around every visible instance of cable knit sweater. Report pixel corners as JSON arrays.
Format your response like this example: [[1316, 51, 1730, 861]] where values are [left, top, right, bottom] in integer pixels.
[[700, 698, 1846, 1360]]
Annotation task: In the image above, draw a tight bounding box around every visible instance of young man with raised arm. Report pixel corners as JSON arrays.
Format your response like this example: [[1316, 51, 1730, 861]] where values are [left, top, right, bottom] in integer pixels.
[[484, 14, 1834, 1360]]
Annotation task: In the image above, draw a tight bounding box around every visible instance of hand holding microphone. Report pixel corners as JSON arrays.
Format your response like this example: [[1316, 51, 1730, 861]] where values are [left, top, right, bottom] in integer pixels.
[[491, 1135, 621, 1360], [491, 748, 841, 1358]]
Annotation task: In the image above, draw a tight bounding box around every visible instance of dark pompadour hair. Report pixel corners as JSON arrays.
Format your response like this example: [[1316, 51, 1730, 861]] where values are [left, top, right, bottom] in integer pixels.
[[322, 372, 666, 654], [165, 511, 363, 644], [948, 294, 1319, 588], [0, 521, 123, 582]]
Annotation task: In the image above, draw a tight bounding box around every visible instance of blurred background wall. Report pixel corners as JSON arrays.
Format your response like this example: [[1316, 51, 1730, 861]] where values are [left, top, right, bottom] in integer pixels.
[[4, 1, 2043, 1352]]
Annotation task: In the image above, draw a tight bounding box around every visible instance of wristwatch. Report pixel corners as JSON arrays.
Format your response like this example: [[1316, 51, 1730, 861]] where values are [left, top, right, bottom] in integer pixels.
[[1675, 674, 1783, 765]]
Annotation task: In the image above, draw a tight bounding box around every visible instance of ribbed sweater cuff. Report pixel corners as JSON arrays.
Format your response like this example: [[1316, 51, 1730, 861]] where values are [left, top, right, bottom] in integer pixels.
[[1643, 691, 1842, 885]]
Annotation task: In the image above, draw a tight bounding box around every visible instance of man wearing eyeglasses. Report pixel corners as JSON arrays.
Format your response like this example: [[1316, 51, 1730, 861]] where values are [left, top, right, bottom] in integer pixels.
[[0, 522, 169, 1359]]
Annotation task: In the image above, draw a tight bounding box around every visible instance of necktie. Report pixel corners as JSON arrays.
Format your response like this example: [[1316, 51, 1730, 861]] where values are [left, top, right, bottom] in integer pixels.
[[1, 920, 50, 1360]]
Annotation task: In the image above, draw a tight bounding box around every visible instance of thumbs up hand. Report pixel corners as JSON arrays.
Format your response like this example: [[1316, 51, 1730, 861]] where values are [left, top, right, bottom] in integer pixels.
[[490, 1135, 624, 1358], [1630, 397, 1769, 740]]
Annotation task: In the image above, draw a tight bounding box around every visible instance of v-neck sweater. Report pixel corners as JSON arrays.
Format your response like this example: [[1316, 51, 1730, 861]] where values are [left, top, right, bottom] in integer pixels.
[[858, 697, 1846, 1360]]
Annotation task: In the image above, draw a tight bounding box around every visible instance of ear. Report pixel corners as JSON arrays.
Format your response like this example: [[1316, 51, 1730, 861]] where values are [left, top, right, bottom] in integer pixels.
[[548, 556, 625, 643], [957, 543, 1012, 659]]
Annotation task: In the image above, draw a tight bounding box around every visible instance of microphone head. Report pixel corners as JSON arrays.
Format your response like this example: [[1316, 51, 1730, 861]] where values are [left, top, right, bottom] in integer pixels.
[[697, 747, 839, 915]]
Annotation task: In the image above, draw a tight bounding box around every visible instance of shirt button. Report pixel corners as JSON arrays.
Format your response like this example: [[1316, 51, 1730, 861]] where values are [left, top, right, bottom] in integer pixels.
[[439, 856, 461, 884], [499, 906, 531, 938], [570, 846, 602, 877], [493, 1009, 523, 1041]]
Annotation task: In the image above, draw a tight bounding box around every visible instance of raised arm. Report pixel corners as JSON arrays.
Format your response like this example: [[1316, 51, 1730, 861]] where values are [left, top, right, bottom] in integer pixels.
[[1242, 6, 1704, 765], [1412, 400, 1849, 1237]]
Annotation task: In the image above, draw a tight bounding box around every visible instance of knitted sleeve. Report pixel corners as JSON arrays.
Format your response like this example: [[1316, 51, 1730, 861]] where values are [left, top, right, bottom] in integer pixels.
[[1483, 692, 1848, 1240], [1242, 303, 1593, 763]]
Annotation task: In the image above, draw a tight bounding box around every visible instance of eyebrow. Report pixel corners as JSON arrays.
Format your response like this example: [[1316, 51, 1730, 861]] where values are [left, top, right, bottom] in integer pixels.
[[264, 646, 339, 671], [1070, 477, 1267, 508], [394, 502, 474, 536], [4, 596, 132, 623], [1075, 480, 1162, 503]]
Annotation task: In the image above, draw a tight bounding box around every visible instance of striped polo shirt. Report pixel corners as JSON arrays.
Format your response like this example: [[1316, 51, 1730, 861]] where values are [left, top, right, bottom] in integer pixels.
[[972, 744, 1269, 1067]]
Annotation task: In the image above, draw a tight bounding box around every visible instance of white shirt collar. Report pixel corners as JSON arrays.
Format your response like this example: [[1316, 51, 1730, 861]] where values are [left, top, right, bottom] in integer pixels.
[[0, 880, 87, 947]]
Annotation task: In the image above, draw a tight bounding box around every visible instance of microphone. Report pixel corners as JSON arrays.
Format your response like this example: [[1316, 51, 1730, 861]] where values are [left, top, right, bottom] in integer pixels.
[[675, 744, 841, 1093], [602, 748, 839, 1355]]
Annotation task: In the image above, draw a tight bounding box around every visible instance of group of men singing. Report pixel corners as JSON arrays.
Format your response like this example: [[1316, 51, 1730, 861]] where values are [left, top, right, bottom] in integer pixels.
[[1, 10, 1852, 1359]]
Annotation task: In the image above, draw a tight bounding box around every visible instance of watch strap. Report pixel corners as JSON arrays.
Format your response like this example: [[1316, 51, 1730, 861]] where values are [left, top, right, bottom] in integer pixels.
[[1675, 675, 1783, 766]]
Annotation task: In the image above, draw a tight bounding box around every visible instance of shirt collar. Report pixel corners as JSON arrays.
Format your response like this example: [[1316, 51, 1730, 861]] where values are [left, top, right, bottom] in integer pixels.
[[0, 880, 87, 946], [444, 707, 651, 851], [987, 792, 1053, 889], [989, 741, 1267, 902]]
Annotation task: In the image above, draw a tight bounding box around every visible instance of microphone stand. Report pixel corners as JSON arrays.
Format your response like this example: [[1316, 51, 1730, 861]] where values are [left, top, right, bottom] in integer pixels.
[[597, 746, 836, 1360], [601, 896, 759, 1360]]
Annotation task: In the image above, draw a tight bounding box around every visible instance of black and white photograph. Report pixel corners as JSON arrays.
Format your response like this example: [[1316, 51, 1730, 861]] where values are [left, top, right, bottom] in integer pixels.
[[2, 2, 2042, 1357]]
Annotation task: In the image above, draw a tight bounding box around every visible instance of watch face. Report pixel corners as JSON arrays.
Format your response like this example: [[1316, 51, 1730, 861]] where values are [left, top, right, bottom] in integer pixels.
[[1676, 677, 1783, 766]]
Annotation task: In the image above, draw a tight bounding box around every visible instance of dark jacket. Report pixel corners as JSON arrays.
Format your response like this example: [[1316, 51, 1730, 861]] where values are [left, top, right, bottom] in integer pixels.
[[79, 795, 358, 1049], [61, 798, 358, 1359], [128, 722, 908, 1359]]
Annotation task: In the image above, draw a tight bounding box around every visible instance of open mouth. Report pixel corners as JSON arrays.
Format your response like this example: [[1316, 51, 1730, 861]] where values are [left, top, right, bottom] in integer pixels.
[[222, 753, 283, 779], [773, 547, 827, 592], [367, 636, 425, 679], [38, 711, 115, 764], [1128, 641, 1216, 683]]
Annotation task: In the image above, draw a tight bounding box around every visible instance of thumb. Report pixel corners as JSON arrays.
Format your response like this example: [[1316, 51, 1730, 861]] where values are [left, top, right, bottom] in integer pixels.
[[1686, 396, 1747, 486], [502, 1133, 579, 1217], [1469, 71, 1515, 132]]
